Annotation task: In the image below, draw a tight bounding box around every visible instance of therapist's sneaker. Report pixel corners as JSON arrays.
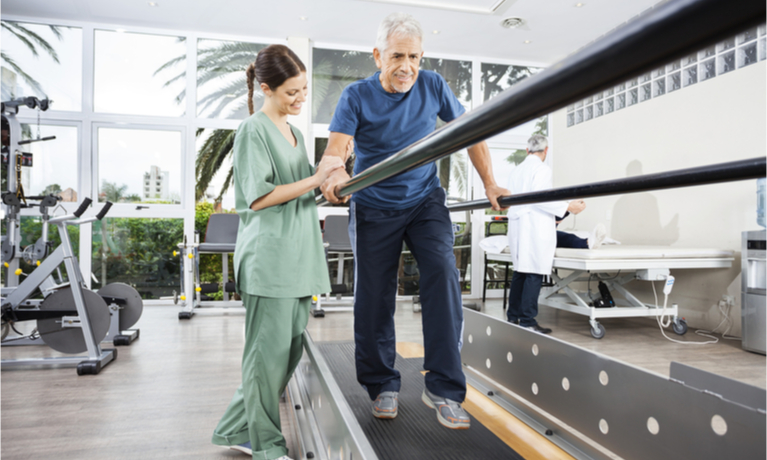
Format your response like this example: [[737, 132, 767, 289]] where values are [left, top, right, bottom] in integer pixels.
[[588, 223, 607, 249], [422, 388, 471, 429], [525, 323, 552, 334], [226, 441, 252, 455], [372, 391, 398, 419]]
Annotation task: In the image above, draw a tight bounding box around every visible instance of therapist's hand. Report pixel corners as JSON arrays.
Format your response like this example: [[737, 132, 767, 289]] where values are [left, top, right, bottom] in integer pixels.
[[321, 167, 351, 204], [485, 184, 511, 211], [567, 200, 586, 214]]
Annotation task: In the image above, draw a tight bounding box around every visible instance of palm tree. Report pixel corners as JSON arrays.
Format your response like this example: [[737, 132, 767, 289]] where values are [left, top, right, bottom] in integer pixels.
[[1, 21, 63, 98], [156, 40, 266, 202], [101, 180, 129, 202]]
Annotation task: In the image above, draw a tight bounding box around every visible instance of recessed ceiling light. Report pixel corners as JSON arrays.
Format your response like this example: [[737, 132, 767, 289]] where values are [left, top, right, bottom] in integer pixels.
[[147, 1, 158, 6], [500, 17, 525, 29], [575, 2, 585, 7], [523, 40, 532, 44], [432, 30, 440, 34], [300, 16, 308, 21]]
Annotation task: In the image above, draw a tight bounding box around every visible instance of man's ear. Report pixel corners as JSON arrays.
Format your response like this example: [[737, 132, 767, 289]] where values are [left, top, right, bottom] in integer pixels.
[[373, 48, 383, 69]]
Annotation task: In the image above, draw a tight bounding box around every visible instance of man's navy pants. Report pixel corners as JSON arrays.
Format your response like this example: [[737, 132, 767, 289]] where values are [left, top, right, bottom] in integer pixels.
[[349, 187, 466, 403]]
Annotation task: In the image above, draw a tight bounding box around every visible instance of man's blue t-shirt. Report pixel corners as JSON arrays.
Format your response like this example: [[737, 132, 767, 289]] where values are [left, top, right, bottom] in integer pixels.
[[329, 70, 466, 210]]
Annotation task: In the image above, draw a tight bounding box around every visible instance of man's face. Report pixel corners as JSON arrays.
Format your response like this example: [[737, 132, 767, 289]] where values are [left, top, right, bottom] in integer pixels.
[[374, 34, 423, 94]]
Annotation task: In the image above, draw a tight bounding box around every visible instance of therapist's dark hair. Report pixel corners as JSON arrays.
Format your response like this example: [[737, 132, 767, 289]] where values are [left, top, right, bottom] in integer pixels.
[[246, 44, 306, 115]]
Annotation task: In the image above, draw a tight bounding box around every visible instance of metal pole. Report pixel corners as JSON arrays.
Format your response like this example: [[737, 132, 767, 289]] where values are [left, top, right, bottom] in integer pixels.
[[447, 157, 766, 212], [318, 0, 764, 203]]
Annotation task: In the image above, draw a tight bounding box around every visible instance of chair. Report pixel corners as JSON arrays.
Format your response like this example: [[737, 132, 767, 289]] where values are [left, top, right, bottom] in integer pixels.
[[313, 215, 354, 317], [178, 213, 240, 319]]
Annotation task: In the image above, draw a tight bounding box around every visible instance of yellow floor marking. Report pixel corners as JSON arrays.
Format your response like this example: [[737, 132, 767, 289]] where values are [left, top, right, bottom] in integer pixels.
[[396, 342, 425, 358]]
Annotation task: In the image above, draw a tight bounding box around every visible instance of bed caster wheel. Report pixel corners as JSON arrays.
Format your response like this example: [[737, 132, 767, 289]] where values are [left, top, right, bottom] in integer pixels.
[[172, 291, 179, 305], [77, 361, 102, 375], [590, 323, 606, 339], [178, 311, 193, 320], [113, 335, 130, 346], [312, 309, 325, 318], [673, 319, 688, 335]]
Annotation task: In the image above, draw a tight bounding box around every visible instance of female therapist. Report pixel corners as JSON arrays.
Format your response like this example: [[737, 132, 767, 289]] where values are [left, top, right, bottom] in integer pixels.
[[211, 44, 344, 460]]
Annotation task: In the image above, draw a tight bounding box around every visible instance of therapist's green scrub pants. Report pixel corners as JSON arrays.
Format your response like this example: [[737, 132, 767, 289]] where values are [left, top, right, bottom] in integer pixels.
[[212, 293, 310, 460]]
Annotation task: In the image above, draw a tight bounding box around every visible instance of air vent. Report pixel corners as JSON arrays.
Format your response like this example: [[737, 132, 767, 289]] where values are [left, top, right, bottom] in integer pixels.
[[500, 17, 525, 29]]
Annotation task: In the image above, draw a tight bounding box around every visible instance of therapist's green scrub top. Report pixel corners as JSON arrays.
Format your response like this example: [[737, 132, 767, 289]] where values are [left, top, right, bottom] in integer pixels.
[[232, 111, 331, 298]]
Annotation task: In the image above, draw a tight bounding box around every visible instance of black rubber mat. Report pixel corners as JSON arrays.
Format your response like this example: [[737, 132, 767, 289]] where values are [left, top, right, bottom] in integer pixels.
[[318, 342, 524, 460]]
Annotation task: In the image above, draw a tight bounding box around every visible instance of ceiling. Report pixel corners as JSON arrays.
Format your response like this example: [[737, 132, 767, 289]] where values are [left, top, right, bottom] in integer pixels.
[[1, 0, 662, 65]]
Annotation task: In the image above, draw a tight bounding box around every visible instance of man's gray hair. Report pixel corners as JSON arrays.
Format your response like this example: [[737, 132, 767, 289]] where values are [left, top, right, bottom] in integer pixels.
[[527, 134, 548, 153], [375, 12, 423, 55]]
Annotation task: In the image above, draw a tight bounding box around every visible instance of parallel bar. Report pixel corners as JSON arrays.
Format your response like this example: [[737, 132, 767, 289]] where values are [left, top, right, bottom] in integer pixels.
[[448, 157, 766, 212], [319, 0, 764, 203]]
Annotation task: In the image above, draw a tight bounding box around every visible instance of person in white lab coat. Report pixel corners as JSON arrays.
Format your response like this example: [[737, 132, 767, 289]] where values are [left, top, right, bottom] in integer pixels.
[[506, 135, 585, 333]]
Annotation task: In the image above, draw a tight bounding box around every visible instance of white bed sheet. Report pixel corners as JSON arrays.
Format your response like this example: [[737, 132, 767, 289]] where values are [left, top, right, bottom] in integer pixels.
[[554, 245, 734, 260]]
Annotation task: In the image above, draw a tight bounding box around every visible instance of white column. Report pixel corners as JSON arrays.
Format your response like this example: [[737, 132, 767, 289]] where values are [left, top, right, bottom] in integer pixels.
[[287, 36, 313, 162]]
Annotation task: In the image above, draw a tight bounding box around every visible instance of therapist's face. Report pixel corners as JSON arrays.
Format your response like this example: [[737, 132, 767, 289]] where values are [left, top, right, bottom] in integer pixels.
[[262, 71, 307, 116], [374, 34, 423, 94]]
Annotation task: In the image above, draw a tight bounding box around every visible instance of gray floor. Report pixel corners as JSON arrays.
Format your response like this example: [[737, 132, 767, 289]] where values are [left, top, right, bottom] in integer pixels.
[[1, 298, 764, 459]]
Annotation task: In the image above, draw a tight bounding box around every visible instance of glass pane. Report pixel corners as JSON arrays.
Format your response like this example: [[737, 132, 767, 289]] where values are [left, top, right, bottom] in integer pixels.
[[584, 105, 593, 121], [628, 88, 638, 106], [700, 58, 716, 81], [604, 88, 614, 97], [17, 124, 78, 200], [683, 66, 698, 87], [1, 21, 82, 111], [437, 149, 469, 203], [616, 93, 626, 110], [683, 53, 697, 66], [640, 72, 652, 83], [650, 80, 663, 99], [614, 83, 625, 92], [651, 68, 664, 79], [665, 61, 681, 72], [738, 42, 758, 68], [92, 218, 183, 299], [717, 50, 735, 75], [567, 104, 574, 112], [593, 92, 602, 101], [738, 27, 758, 44], [627, 78, 638, 88], [575, 108, 583, 124], [422, 57, 472, 110], [94, 30, 186, 116], [481, 63, 541, 102], [595, 101, 603, 117], [668, 72, 681, 92], [575, 100, 583, 109], [760, 24, 766, 36], [196, 129, 235, 211], [699, 45, 716, 59], [567, 112, 574, 127], [98, 127, 182, 204], [312, 49, 377, 124], [196, 39, 268, 119], [717, 38, 736, 52], [584, 96, 593, 105], [605, 97, 614, 114], [760, 38, 766, 61]]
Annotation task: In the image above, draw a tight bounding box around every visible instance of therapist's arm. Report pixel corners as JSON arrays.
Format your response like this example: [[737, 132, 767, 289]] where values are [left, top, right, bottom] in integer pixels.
[[250, 155, 344, 211], [320, 131, 354, 204], [467, 140, 510, 211]]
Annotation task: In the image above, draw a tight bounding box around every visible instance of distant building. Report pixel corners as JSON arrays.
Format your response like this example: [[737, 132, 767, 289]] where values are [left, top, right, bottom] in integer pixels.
[[142, 165, 169, 201], [59, 187, 77, 202]]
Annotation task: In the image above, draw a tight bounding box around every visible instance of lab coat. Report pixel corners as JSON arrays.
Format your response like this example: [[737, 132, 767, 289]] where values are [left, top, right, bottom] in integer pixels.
[[506, 155, 569, 275]]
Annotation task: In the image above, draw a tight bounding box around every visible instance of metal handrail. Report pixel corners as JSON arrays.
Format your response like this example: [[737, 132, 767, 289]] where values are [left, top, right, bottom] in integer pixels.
[[448, 157, 766, 212], [317, 0, 764, 204]]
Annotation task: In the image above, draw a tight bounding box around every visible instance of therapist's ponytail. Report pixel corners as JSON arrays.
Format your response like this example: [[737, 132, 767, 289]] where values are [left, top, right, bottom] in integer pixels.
[[247, 45, 306, 115]]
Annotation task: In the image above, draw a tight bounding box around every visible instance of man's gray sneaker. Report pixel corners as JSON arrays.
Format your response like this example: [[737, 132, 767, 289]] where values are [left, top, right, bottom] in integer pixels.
[[421, 388, 470, 429], [372, 391, 398, 419]]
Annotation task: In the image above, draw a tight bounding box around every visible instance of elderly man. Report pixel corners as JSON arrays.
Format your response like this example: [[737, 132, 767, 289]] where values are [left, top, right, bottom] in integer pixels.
[[506, 134, 588, 333], [320, 12, 509, 429]]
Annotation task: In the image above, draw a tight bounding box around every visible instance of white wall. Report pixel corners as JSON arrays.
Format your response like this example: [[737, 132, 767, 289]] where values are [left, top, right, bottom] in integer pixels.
[[551, 61, 766, 334]]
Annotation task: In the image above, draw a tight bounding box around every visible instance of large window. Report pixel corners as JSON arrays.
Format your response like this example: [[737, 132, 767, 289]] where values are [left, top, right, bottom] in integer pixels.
[[196, 39, 268, 119], [312, 48, 377, 124], [92, 218, 183, 299], [94, 30, 186, 117], [19, 124, 79, 201], [96, 126, 182, 204], [422, 57, 472, 110], [1, 21, 82, 112], [196, 128, 236, 211]]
